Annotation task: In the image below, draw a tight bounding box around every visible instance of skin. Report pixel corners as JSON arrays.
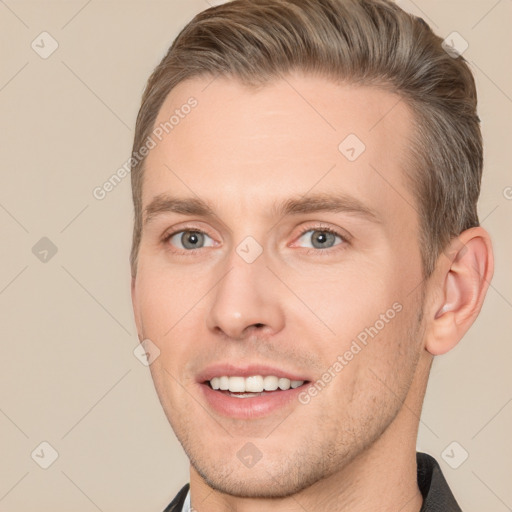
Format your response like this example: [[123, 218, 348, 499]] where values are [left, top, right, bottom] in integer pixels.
[[131, 72, 493, 512]]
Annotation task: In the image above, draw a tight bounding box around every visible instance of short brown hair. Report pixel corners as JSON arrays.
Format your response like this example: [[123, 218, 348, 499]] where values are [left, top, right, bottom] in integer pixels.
[[129, 0, 482, 278]]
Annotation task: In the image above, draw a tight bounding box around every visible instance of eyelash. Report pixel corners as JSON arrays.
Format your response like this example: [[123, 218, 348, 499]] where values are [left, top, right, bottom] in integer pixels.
[[161, 224, 349, 256]]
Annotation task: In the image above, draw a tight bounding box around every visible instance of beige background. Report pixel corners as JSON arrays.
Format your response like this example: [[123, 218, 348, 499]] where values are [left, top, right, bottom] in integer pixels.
[[0, 0, 510, 510]]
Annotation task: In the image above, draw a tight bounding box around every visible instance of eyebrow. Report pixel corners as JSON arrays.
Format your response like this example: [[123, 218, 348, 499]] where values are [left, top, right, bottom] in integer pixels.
[[143, 192, 381, 226]]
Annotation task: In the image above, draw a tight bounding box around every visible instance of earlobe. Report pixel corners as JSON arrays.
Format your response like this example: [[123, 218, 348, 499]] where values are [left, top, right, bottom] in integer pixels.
[[425, 227, 494, 356]]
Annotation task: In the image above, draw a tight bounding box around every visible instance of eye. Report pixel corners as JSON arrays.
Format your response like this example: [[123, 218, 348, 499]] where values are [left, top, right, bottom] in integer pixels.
[[295, 228, 344, 250], [167, 230, 216, 251]]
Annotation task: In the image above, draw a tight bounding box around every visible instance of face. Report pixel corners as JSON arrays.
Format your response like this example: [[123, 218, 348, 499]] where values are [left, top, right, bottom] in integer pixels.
[[132, 73, 428, 498]]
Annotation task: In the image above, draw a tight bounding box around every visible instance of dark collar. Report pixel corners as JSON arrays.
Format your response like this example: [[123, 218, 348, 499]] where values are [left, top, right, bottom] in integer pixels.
[[162, 483, 189, 512], [417, 452, 462, 511], [162, 452, 462, 511]]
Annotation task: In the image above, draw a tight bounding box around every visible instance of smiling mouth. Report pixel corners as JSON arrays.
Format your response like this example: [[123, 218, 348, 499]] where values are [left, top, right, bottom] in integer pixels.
[[203, 375, 310, 398], [199, 374, 312, 418]]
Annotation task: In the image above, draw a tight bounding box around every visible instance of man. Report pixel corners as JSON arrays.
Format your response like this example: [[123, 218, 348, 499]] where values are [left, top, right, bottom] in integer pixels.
[[129, 0, 494, 510]]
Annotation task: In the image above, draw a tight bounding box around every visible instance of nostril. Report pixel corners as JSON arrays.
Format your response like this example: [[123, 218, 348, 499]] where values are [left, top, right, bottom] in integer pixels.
[[254, 323, 264, 328]]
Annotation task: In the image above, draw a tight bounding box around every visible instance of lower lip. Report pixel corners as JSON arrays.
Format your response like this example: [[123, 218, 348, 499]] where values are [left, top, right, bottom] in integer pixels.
[[199, 383, 308, 419]]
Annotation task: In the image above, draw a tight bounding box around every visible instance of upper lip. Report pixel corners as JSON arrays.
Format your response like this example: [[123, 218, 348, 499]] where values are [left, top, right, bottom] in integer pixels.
[[196, 363, 312, 383]]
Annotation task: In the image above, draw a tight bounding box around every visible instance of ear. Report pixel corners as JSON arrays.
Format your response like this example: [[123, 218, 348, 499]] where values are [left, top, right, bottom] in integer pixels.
[[424, 227, 494, 356], [131, 274, 144, 342]]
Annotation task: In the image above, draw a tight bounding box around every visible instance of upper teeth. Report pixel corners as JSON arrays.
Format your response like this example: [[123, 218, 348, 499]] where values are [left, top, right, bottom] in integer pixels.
[[209, 376, 305, 392]]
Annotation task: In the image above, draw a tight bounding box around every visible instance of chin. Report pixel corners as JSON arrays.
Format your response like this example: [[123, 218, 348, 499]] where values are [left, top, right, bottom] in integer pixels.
[[194, 463, 316, 499]]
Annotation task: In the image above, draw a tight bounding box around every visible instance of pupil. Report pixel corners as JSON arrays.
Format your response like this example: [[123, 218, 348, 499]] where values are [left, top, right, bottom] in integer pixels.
[[182, 231, 203, 249], [312, 231, 334, 249]]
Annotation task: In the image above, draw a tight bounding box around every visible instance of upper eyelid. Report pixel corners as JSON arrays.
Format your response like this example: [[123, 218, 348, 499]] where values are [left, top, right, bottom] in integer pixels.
[[164, 223, 346, 237], [162, 222, 215, 239], [297, 224, 345, 236]]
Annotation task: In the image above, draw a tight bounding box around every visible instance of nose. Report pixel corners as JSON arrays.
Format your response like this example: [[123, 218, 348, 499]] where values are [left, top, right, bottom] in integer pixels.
[[205, 250, 285, 341]]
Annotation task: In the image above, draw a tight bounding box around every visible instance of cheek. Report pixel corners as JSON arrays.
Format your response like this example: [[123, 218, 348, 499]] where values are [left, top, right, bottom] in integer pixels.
[[291, 264, 394, 336], [326, 307, 420, 423], [135, 264, 214, 381], [136, 264, 202, 332], [297, 265, 418, 376]]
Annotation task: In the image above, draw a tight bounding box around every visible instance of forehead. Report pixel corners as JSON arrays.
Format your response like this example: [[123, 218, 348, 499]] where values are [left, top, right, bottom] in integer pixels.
[[141, 73, 417, 226]]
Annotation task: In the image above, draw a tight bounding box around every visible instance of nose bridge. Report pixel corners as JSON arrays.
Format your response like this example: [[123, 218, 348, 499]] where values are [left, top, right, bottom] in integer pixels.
[[205, 240, 284, 339]]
